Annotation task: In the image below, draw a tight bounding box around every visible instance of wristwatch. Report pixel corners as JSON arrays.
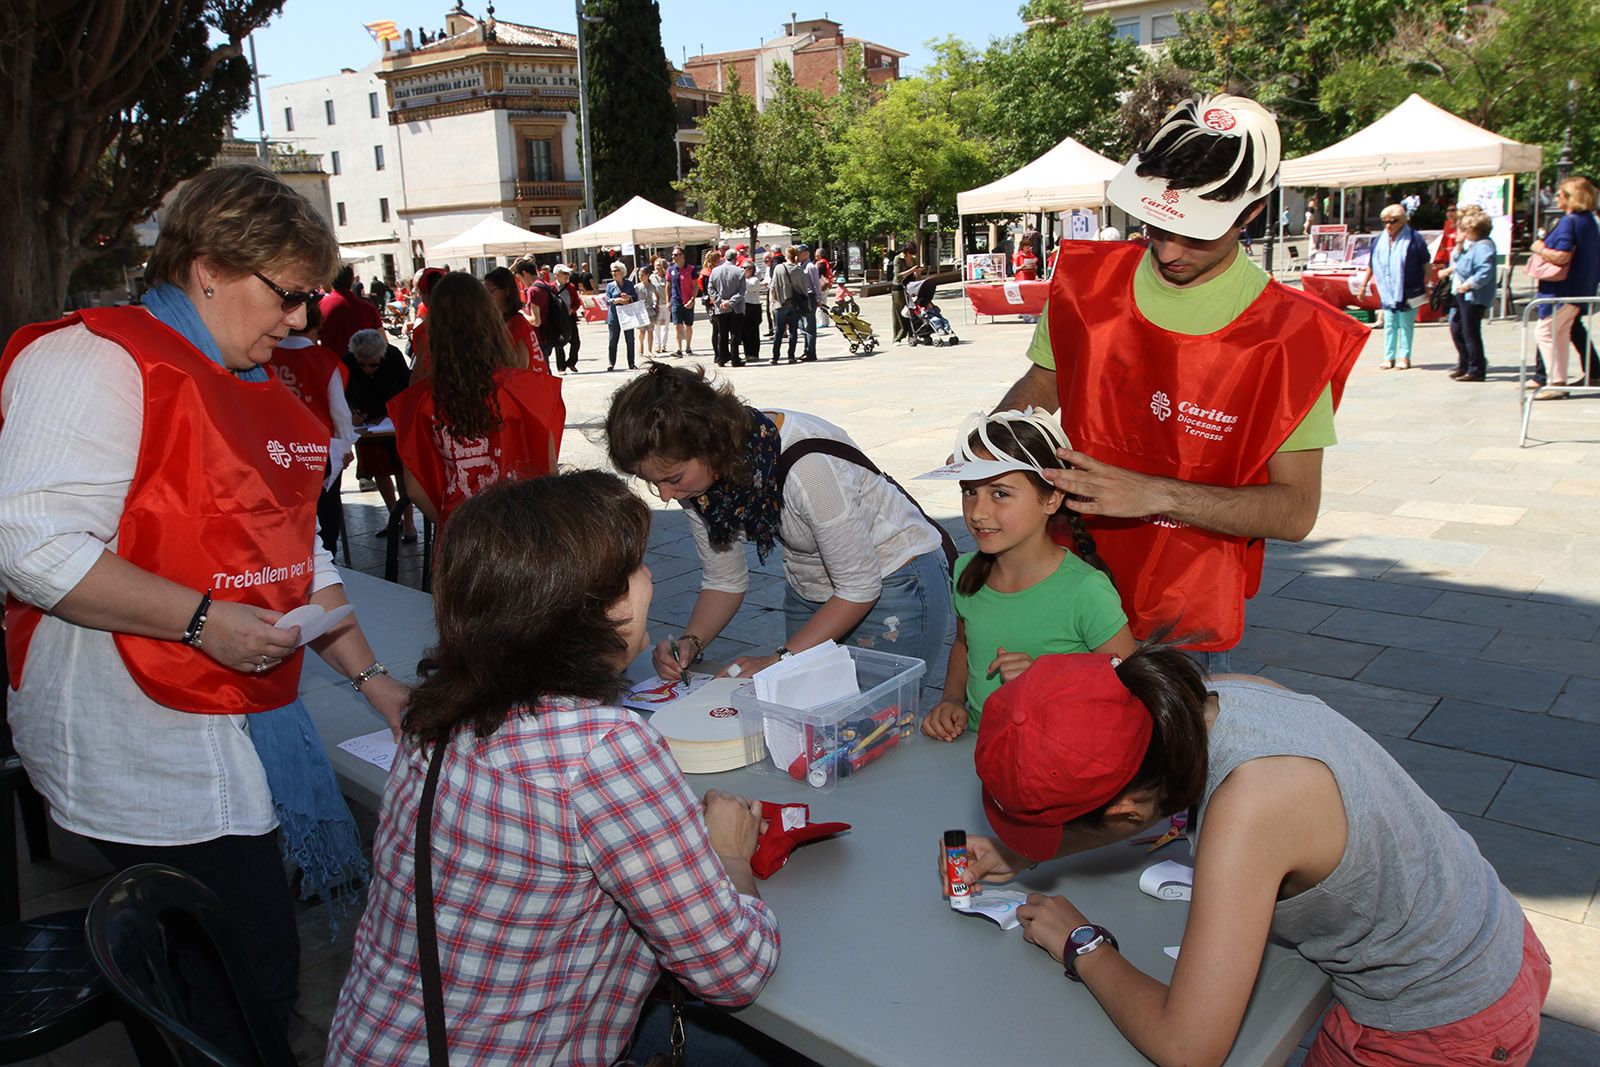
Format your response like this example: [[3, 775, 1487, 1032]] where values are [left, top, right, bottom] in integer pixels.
[[775, 646, 795, 660], [1062, 923, 1118, 983]]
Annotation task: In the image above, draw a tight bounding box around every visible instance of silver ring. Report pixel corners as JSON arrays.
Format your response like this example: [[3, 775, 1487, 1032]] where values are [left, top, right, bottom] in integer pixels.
[[255, 662, 268, 674]]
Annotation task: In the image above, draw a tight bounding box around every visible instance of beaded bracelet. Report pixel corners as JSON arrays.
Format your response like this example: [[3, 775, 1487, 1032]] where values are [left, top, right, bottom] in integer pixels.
[[679, 633, 706, 665], [181, 589, 213, 648]]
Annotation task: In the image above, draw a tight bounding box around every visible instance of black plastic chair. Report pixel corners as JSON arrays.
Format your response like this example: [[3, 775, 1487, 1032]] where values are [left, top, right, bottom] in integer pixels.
[[382, 492, 435, 592], [0, 908, 169, 1064], [86, 864, 297, 1067], [0, 656, 51, 928]]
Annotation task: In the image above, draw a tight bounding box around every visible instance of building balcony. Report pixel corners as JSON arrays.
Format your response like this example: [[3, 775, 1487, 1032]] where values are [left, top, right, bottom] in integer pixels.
[[515, 179, 584, 202]]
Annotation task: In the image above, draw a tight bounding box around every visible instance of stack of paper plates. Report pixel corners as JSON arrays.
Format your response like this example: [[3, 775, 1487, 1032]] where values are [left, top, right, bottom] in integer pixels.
[[644, 678, 767, 774]]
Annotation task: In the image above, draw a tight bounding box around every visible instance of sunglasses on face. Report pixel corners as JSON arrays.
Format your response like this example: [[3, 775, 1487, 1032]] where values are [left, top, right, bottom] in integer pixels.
[[252, 271, 318, 312]]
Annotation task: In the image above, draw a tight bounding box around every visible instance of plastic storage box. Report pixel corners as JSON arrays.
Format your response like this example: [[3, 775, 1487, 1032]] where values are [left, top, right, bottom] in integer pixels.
[[737, 646, 926, 790]]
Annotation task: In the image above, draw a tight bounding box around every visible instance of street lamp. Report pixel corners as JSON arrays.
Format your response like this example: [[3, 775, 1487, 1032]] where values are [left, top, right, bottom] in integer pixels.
[[1558, 78, 1577, 184], [574, 0, 599, 226]]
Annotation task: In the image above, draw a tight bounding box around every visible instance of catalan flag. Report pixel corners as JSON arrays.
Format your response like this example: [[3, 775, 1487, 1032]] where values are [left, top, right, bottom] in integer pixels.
[[365, 19, 400, 42]]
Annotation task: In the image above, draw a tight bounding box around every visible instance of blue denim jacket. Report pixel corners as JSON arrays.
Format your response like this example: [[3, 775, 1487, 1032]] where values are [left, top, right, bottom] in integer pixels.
[[1450, 238, 1498, 308], [1371, 226, 1431, 310]]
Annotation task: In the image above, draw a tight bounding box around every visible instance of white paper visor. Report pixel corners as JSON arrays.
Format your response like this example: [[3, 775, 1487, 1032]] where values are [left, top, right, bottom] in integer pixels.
[[916, 456, 1040, 482], [1106, 156, 1277, 242]]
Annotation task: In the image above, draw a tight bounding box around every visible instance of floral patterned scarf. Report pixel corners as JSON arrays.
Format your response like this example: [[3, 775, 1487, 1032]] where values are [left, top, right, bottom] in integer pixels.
[[683, 408, 782, 563]]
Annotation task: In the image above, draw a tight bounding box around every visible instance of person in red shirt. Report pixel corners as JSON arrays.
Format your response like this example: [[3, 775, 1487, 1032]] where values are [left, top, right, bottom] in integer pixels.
[[406, 267, 447, 379], [267, 298, 354, 553], [1013, 234, 1041, 280], [389, 272, 564, 525], [484, 267, 548, 374], [318, 264, 382, 360]]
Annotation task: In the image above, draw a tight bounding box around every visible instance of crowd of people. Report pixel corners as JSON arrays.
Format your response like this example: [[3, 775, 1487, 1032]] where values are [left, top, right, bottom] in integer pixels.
[[0, 89, 1570, 1067]]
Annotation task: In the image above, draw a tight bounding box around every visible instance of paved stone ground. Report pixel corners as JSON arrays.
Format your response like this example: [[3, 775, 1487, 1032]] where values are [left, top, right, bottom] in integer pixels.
[[16, 284, 1600, 1065]]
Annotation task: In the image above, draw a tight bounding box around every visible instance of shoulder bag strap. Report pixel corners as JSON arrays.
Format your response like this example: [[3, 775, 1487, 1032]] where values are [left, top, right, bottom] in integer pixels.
[[416, 739, 451, 1067], [775, 438, 956, 572]]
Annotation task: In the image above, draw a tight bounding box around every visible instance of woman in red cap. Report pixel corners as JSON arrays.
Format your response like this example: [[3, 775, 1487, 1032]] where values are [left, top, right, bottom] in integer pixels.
[[961, 648, 1549, 1067]]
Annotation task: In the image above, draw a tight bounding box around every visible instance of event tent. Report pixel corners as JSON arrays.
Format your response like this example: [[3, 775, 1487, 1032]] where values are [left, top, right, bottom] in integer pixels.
[[956, 137, 1122, 215], [431, 214, 564, 257], [719, 221, 797, 245], [561, 196, 720, 250], [1280, 94, 1543, 188]]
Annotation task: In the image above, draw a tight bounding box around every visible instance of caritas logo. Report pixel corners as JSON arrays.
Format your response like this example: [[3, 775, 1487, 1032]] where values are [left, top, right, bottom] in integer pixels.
[[266, 438, 329, 473], [1202, 108, 1237, 132], [1161, 188, 1182, 204], [709, 707, 739, 718], [266, 440, 291, 468]]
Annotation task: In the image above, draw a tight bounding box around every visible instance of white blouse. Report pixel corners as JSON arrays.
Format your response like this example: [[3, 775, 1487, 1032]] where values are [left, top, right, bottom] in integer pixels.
[[0, 322, 340, 845], [684, 409, 942, 603]]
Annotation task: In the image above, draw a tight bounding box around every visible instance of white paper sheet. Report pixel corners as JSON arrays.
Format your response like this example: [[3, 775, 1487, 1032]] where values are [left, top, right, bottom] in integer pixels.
[[752, 642, 858, 710], [359, 417, 395, 435], [621, 673, 714, 713], [337, 729, 398, 773], [647, 678, 756, 743], [274, 603, 355, 647]]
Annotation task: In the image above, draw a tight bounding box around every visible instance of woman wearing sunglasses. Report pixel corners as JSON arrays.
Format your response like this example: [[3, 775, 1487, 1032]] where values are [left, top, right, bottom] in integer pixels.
[[0, 165, 410, 1059]]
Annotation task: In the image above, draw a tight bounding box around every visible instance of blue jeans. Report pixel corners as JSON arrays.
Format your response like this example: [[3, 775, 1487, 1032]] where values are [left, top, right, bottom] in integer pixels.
[[1381, 306, 1416, 365], [771, 307, 800, 361], [1187, 649, 1233, 675], [627, 997, 799, 1066], [608, 319, 636, 368], [782, 550, 952, 692], [803, 303, 818, 357]]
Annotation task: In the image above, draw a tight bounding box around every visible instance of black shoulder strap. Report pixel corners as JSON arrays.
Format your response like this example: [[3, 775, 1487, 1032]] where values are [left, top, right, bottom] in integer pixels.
[[775, 439, 956, 572], [416, 740, 451, 1067]]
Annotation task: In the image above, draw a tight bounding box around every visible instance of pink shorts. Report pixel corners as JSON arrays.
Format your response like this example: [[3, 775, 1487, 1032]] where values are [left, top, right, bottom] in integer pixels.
[[1305, 920, 1551, 1067]]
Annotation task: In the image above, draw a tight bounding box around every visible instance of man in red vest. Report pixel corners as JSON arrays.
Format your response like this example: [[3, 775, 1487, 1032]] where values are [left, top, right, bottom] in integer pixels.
[[317, 264, 382, 361], [991, 94, 1368, 670]]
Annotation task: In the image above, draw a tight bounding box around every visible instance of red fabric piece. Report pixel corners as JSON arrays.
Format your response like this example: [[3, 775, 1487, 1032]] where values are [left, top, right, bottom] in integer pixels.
[[268, 341, 347, 431], [1047, 243, 1366, 650], [0, 308, 323, 712], [1013, 248, 1040, 280], [318, 289, 382, 362], [389, 366, 564, 525], [505, 314, 549, 374], [968, 281, 1049, 316], [750, 801, 850, 879]]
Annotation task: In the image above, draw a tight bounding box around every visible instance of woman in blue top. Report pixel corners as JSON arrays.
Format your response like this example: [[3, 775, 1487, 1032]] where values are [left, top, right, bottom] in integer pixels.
[[1444, 207, 1498, 382], [1357, 203, 1432, 370], [1529, 176, 1600, 397], [605, 261, 640, 371]]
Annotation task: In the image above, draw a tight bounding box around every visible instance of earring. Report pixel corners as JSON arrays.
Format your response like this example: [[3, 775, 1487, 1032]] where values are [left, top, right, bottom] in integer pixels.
[[203, 287, 215, 298]]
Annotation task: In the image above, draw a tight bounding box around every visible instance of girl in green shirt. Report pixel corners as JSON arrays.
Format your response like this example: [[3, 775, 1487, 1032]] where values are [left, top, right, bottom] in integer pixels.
[[923, 411, 1136, 740]]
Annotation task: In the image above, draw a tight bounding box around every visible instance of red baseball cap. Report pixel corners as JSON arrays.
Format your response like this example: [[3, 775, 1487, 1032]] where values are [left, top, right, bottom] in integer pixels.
[[974, 654, 1152, 862]]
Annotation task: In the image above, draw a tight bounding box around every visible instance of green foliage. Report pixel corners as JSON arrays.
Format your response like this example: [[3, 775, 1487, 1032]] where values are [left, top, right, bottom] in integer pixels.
[[677, 70, 763, 230], [1320, 0, 1600, 178], [759, 64, 829, 226], [584, 0, 679, 214], [1, 0, 281, 335], [981, 0, 1144, 167]]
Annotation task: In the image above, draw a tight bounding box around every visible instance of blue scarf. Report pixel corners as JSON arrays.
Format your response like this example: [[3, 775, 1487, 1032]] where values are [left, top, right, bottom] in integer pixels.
[[143, 284, 367, 931]]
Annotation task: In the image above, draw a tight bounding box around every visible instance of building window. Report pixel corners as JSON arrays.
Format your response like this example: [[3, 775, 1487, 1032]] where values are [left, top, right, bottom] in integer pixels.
[[1112, 16, 1141, 44], [330, 150, 341, 176], [524, 139, 554, 182], [325, 99, 336, 125], [379, 198, 390, 223], [369, 91, 380, 118], [374, 144, 385, 171], [284, 106, 294, 132], [1151, 14, 1180, 42], [336, 202, 347, 226]]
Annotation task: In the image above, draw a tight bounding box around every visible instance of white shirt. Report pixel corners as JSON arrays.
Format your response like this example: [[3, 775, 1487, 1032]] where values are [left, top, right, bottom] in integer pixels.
[[0, 322, 341, 845], [684, 410, 942, 603]]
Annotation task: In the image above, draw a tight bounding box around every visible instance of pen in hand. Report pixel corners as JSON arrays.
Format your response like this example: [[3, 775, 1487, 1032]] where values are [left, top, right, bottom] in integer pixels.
[[669, 638, 693, 684]]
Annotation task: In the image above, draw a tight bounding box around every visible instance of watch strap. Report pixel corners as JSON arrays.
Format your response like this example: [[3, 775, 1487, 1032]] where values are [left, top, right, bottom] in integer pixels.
[[1063, 924, 1118, 983]]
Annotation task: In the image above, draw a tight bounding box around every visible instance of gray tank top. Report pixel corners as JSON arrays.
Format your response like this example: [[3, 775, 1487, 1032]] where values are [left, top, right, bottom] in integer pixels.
[[1196, 680, 1524, 1030]]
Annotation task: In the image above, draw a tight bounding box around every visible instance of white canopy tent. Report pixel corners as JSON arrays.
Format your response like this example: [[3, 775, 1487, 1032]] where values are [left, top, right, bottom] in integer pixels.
[[957, 137, 1122, 215], [339, 246, 376, 263], [1281, 94, 1543, 188], [561, 196, 720, 250], [719, 221, 797, 245], [430, 214, 564, 257]]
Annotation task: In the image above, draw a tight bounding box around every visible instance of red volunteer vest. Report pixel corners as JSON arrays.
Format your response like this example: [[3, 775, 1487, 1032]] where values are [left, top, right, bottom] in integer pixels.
[[1013, 249, 1040, 281], [267, 341, 350, 433], [1048, 244, 1366, 650], [389, 367, 565, 524], [505, 314, 549, 374], [0, 309, 327, 711]]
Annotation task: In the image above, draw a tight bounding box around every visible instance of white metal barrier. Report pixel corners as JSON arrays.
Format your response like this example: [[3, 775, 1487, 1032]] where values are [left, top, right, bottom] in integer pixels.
[[1517, 295, 1600, 446]]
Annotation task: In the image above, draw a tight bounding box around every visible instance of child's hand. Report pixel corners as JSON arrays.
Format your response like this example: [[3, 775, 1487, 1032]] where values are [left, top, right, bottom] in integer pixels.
[[987, 647, 1035, 685], [938, 833, 1026, 896], [920, 700, 969, 742]]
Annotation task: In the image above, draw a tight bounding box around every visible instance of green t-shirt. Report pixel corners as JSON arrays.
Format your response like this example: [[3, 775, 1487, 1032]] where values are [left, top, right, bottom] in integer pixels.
[[1025, 249, 1336, 451], [953, 550, 1128, 730]]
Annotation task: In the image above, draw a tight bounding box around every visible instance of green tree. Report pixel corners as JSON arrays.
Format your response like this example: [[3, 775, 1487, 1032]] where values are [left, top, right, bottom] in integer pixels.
[[1319, 0, 1600, 178], [981, 0, 1143, 168], [1118, 61, 1196, 153], [759, 64, 829, 231], [677, 70, 765, 247], [0, 0, 278, 340], [1167, 0, 1460, 154], [830, 42, 876, 135], [824, 77, 993, 255], [584, 0, 679, 214]]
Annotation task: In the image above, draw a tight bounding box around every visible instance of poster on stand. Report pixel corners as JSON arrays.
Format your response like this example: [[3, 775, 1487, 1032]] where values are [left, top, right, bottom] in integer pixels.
[[965, 252, 1007, 282], [1308, 224, 1349, 266]]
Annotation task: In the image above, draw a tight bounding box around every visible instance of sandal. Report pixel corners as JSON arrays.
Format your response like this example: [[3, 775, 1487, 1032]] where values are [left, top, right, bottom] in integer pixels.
[[1380, 361, 1395, 370], [1399, 359, 1411, 370]]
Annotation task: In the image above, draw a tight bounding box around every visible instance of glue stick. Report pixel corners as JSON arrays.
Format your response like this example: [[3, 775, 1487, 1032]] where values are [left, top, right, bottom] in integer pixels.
[[944, 829, 972, 910]]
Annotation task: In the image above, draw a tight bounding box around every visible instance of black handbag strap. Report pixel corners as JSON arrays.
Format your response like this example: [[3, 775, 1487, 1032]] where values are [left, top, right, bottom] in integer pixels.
[[416, 739, 451, 1067], [775, 438, 957, 573]]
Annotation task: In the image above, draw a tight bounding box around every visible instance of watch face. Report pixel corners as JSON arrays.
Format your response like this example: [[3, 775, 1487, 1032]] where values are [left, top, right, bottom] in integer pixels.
[[1068, 925, 1100, 951]]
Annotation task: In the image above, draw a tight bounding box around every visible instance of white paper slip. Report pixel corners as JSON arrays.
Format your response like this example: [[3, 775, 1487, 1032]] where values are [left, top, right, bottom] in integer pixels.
[[1164, 946, 1181, 960], [752, 641, 858, 710], [337, 729, 398, 773], [621, 673, 713, 713], [1003, 281, 1024, 305], [274, 603, 355, 647], [951, 888, 1030, 931], [914, 462, 969, 481], [647, 678, 756, 743], [360, 417, 395, 434], [1139, 860, 1194, 901]]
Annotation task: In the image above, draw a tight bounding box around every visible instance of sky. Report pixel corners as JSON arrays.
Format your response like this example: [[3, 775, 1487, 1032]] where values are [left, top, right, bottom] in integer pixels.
[[233, 0, 1026, 139]]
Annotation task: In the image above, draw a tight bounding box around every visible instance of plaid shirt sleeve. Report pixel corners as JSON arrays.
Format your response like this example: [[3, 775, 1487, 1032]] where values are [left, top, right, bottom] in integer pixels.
[[569, 718, 780, 1006]]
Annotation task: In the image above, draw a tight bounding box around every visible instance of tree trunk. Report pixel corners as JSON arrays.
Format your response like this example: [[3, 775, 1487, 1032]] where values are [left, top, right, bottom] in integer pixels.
[[0, 112, 80, 343]]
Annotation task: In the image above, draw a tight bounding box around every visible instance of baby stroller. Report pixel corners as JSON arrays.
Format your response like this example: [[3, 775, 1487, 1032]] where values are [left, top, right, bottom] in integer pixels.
[[829, 283, 879, 354], [902, 278, 959, 346]]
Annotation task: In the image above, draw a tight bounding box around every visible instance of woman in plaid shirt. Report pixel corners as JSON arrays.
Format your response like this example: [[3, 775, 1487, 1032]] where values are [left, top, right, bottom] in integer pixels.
[[328, 472, 780, 1064]]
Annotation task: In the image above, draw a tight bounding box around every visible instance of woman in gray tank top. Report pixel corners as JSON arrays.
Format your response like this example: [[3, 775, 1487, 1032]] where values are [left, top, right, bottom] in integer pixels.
[[960, 647, 1550, 1067]]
